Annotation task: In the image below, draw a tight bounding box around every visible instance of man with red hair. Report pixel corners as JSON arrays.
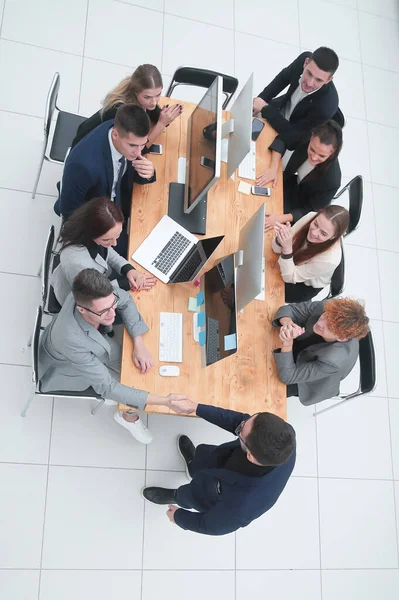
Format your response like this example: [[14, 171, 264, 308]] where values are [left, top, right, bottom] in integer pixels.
[[272, 298, 369, 405]]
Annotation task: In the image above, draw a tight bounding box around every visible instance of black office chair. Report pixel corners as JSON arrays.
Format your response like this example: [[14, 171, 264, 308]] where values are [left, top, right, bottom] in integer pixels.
[[32, 72, 87, 199], [39, 225, 62, 316], [165, 66, 239, 109], [21, 306, 105, 417], [328, 241, 345, 298], [333, 175, 364, 237], [316, 329, 377, 416], [332, 107, 345, 128]]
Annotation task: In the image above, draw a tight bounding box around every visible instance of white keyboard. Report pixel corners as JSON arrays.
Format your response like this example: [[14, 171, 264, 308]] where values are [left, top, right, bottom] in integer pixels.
[[159, 312, 183, 363], [238, 141, 256, 180]]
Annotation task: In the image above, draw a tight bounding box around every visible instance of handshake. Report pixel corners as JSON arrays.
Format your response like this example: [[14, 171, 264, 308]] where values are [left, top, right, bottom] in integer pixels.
[[165, 395, 198, 415]]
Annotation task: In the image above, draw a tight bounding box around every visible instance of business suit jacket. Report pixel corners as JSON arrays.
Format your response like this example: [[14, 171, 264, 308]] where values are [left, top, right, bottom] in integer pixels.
[[283, 143, 341, 222], [38, 288, 149, 408], [174, 404, 296, 536], [54, 120, 156, 220], [51, 245, 132, 305], [258, 52, 339, 154], [272, 300, 359, 406]]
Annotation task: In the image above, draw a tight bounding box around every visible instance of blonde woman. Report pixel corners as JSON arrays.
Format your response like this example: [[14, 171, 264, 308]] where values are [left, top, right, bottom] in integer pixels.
[[72, 64, 183, 148]]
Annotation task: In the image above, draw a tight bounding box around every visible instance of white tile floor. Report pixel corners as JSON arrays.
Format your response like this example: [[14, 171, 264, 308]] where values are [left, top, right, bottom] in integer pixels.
[[0, 0, 398, 598]]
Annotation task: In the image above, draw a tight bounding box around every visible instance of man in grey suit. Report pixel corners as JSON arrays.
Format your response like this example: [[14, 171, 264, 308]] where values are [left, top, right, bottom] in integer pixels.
[[272, 297, 370, 406], [38, 269, 186, 444]]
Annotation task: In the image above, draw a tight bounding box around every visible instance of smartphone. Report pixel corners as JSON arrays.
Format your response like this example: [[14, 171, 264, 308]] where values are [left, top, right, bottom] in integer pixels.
[[200, 156, 215, 170], [252, 186, 271, 197], [148, 144, 163, 155], [252, 118, 265, 142]]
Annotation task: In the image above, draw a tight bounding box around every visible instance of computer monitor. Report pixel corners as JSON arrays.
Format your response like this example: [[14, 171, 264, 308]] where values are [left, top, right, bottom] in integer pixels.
[[235, 203, 266, 311], [168, 76, 223, 235], [226, 73, 254, 178], [204, 254, 238, 366]]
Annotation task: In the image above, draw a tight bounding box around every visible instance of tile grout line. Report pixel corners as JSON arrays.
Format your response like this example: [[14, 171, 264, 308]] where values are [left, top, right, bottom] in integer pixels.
[[356, 2, 399, 566], [160, 0, 165, 75], [314, 405, 323, 596], [2, 566, 399, 571], [140, 418, 150, 600], [77, 0, 90, 115], [37, 398, 54, 600], [0, 0, 6, 37]]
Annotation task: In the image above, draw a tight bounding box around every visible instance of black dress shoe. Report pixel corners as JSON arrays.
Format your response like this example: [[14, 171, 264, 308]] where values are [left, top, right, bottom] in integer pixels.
[[177, 435, 196, 480], [142, 487, 177, 504]]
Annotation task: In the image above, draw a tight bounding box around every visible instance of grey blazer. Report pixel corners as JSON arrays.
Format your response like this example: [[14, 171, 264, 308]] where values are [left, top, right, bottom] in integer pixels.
[[272, 300, 359, 406], [38, 288, 149, 409], [51, 245, 131, 305]]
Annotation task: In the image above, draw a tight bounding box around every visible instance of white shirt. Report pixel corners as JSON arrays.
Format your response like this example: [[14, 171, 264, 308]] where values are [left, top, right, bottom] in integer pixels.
[[272, 212, 342, 288], [108, 129, 127, 200], [297, 159, 315, 182], [283, 75, 318, 121]]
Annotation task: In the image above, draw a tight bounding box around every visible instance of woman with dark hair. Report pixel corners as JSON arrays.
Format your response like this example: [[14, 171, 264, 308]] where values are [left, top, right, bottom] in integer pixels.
[[72, 64, 183, 148], [51, 197, 156, 305], [272, 204, 349, 303], [261, 120, 343, 231]]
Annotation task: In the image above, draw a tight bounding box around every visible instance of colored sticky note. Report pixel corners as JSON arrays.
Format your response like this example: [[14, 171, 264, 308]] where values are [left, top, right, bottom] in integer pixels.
[[199, 330, 206, 346], [188, 297, 200, 312], [224, 333, 237, 351], [196, 291, 205, 306], [238, 181, 251, 195], [196, 311, 206, 327]]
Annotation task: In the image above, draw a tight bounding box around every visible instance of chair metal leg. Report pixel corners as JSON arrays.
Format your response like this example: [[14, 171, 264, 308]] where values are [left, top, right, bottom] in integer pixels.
[[32, 141, 47, 200], [21, 387, 36, 417], [26, 334, 33, 348], [37, 264, 43, 277], [313, 394, 357, 416], [91, 399, 105, 415]]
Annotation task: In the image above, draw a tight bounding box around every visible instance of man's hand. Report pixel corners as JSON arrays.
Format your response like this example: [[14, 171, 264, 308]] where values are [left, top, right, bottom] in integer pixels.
[[159, 104, 183, 126], [167, 504, 179, 524], [279, 323, 305, 344], [274, 222, 293, 254], [253, 97, 267, 116], [256, 166, 278, 188], [265, 213, 283, 232], [132, 336, 154, 373], [127, 270, 157, 291], [167, 396, 198, 415], [132, 155, 155, 180]]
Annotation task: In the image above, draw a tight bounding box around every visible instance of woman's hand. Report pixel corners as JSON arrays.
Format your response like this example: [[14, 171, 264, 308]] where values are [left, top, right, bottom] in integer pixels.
[[274, 222, 293, 254], [256, 166, 278, 188], [127, 270, 157, 291], [265, 213, 283, 232], [159, 104, 183, 126]]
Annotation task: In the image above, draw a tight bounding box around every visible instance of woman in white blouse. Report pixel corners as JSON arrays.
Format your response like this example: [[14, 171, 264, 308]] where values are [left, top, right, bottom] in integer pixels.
[[272, 204, 349, 303]]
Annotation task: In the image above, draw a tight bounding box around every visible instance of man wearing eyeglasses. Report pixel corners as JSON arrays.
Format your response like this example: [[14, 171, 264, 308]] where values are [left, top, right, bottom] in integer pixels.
[[38, 269, 187, 444], [142, 399, 296, 535]]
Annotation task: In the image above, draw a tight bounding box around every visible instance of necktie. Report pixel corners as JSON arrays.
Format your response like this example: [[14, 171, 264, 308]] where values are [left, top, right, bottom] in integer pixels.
[[115, 156, 126, 207]]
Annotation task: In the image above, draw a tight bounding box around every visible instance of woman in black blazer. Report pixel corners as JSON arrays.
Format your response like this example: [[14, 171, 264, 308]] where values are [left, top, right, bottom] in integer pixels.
[[72, 64, 183, 148], [261, 121, 343, 231]]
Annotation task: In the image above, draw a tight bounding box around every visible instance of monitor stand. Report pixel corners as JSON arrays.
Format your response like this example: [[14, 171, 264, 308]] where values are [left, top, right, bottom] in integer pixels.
[[168, 182, 207, 235]]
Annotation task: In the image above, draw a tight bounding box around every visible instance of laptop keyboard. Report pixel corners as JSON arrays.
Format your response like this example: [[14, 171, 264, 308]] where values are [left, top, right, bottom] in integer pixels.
[[171, 247, 203, 283], [152, 232, 191, 275], [206, 317, 221, 364]]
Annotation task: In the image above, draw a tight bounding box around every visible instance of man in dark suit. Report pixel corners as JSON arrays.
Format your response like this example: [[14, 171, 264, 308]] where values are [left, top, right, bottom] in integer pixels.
[[253, 47, 339, 177], [142, 401, 296, 536], [262, 121, 342, 230], [54, 104, 156, 256]]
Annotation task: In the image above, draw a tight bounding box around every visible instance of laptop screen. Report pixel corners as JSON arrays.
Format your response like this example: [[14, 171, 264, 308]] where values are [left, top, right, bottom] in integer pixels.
[[204, 254, 237, 366]]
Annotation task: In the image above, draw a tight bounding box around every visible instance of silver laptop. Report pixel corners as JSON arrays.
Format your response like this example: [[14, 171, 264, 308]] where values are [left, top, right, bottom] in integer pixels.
[[132, 215, 223, 284]]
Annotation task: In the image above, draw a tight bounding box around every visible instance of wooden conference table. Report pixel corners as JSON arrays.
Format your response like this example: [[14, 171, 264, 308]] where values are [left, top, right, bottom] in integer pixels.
[[120, 98, 286, 419]]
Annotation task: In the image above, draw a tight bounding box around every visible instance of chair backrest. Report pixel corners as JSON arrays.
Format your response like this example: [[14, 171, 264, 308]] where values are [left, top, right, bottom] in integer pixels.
[[166, 66, 239, 109], [329, 241, 345, 298], [358, 330, 376, 395], [41, 225, 56, 306], [334, 175, 364, 237], [44, 72, 60, 137], [332, 107, 345, 128], [31, 306, 43, 387]]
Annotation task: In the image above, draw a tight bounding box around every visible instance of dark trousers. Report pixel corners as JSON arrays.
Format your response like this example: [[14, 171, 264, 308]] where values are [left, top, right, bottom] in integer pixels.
[[285, 282, 323, 303]]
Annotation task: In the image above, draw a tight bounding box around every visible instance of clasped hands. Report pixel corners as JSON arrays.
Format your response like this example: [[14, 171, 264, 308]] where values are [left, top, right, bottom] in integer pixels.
[[279, 318, 305, 347]]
